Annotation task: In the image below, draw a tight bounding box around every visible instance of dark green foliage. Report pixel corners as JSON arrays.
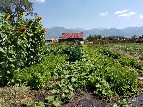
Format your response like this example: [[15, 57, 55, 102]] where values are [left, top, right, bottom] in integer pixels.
[[0, 13, 45, 86], [63, 45, 83, 62], [14, 52, 67, 89], [101, 49, 121, 59], [139, 55, 143, 60], [87, 76, 113, 98], [86, 34, 102, 41]]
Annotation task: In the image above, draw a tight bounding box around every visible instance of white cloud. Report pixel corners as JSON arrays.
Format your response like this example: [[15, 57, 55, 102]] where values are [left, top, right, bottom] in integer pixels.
[[119, 12, 136, 17], [114, 9, 136, 18], [115, 9, 128, 14], [100, 12, 108, 16], [139, 15, 143, 19], [32, 0, 45, 3]]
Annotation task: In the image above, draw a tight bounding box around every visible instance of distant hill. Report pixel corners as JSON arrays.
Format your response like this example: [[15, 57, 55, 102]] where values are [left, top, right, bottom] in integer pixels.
[[45, 26, 143, 39], [45, 26, 81, 39]]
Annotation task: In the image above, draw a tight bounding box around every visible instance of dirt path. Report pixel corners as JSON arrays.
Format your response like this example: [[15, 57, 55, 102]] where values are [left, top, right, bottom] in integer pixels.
[[63, 91, 143, 107], [63, 92, 117, 107]]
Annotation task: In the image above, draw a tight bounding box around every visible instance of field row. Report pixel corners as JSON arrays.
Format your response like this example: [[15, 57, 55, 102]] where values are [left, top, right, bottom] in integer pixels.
[[1, 44, 142, 106]]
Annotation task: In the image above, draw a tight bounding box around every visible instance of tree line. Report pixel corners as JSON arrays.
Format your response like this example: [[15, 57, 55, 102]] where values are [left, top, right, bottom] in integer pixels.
[[86, 34, 143, 43]]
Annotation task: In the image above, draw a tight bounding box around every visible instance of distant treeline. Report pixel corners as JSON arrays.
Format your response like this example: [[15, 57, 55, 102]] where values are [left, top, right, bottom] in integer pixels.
[[85, 35, 143, 43]]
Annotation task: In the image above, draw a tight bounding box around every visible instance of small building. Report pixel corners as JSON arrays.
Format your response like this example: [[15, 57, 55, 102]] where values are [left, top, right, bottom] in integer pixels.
[[60, 32, 83, 42], [45, 39, 52, 43]]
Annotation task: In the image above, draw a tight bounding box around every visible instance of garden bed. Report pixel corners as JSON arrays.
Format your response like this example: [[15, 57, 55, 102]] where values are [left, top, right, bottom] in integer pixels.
[[1, 44, 143, 107]]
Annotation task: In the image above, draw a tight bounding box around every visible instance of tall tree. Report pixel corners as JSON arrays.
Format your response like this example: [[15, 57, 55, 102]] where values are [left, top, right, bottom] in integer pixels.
[[0, 0, 34, 24]]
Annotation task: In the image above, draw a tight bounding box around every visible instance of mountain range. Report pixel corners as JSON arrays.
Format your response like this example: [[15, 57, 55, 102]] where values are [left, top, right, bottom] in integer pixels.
[[45, 26, 143, 39]]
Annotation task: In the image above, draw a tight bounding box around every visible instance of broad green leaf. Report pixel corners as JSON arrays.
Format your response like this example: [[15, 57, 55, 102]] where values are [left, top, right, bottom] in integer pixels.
[[53, 99, 61, 107], [45, 96, 54, 102], [0, 47, 5, 53]]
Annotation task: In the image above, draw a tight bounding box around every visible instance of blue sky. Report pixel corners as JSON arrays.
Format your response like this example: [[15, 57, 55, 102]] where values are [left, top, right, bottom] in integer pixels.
[[31, 0, 143, 29]]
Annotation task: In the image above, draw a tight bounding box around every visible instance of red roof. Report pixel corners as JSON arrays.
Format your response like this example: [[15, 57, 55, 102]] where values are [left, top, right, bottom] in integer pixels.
[[62, 32, 83, 39]]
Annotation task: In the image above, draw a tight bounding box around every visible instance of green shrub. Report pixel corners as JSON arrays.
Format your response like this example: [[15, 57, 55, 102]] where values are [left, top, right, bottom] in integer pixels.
[[13, 53, 67, 89], [14, 62, 51, 89], [63, 45, 83, 62], [139, 55, 143, 60], [0, 12, 46, 86], [87, 76, 113, 98]]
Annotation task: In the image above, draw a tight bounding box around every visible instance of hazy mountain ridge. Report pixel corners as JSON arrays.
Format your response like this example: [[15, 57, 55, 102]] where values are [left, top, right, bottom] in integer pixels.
[[45, 26, 143, 39]]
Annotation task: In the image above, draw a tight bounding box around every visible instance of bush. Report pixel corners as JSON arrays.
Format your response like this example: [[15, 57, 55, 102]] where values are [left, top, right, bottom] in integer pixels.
[[87, 76, 113, 98], [13, 52, 67, 89], [14, 61, 51, 89], [0, 12, 46, 86], [63, 45, 83, 62]]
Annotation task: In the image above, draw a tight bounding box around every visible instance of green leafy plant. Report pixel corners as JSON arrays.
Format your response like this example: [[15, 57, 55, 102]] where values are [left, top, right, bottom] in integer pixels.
[[0, 12, 46, 86], [87, 76, 113, 98], [63, 45, 83, 62]]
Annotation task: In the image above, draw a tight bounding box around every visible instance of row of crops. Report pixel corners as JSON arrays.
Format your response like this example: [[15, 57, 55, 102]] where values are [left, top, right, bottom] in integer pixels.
[[1, 44, 142, 106], [110, 43, 143, 60]]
